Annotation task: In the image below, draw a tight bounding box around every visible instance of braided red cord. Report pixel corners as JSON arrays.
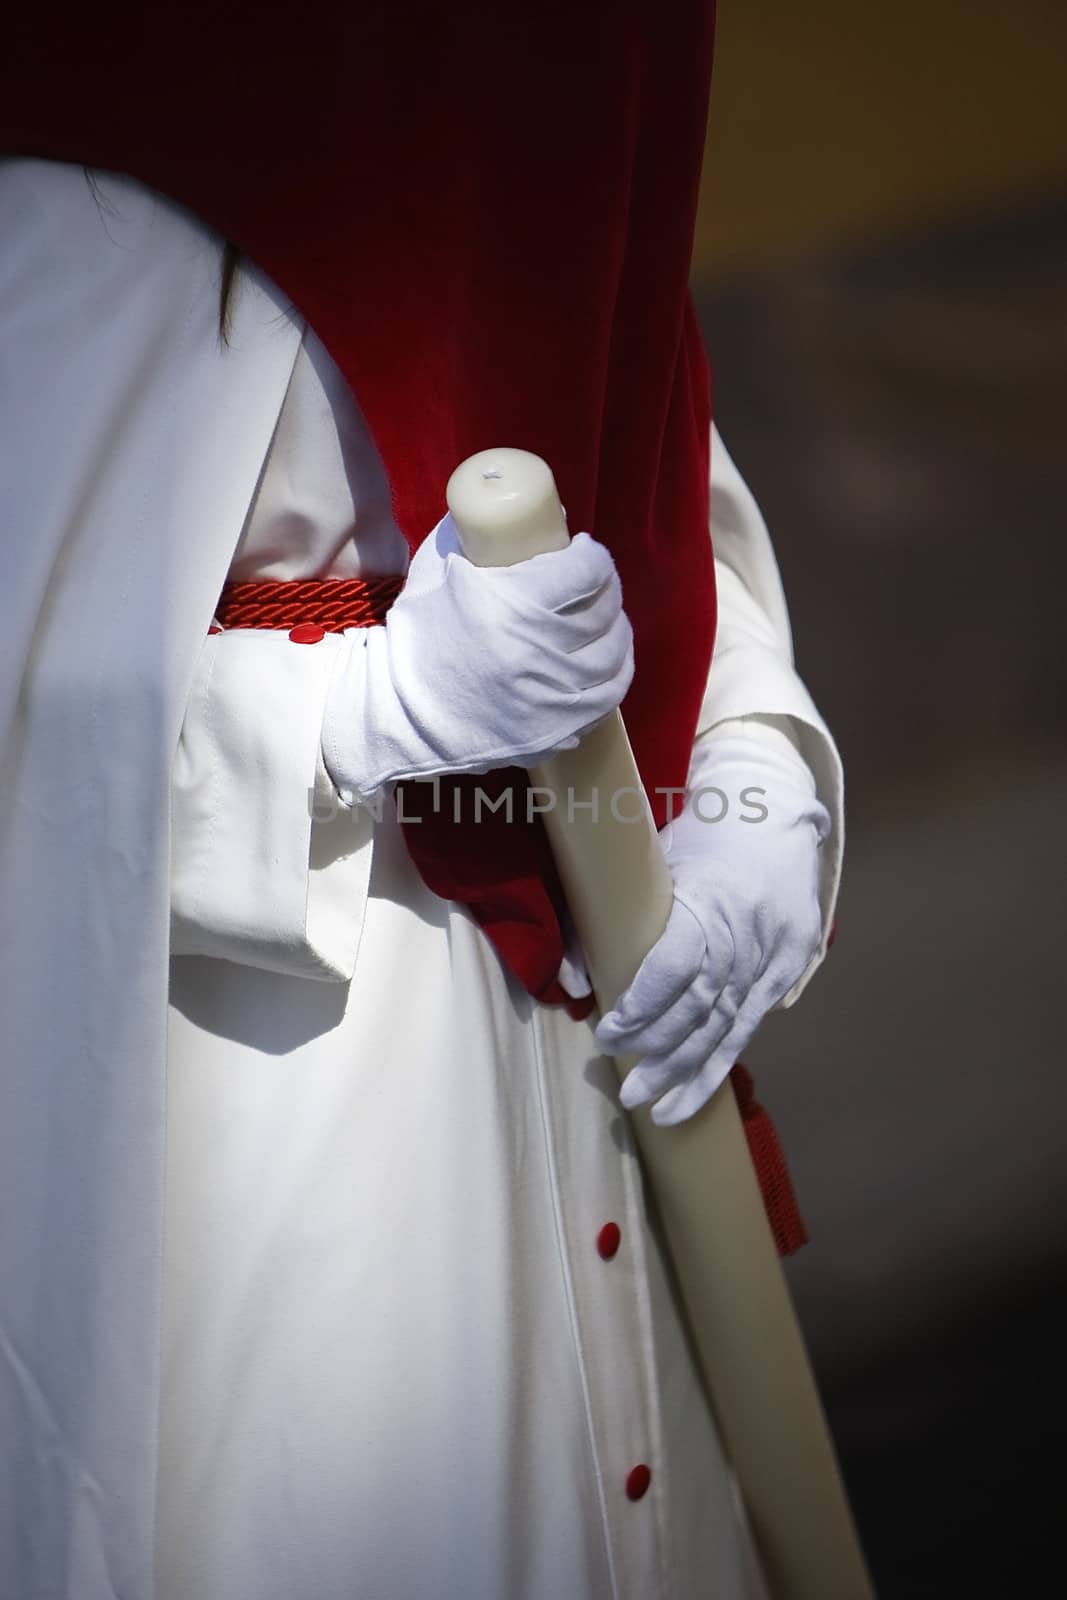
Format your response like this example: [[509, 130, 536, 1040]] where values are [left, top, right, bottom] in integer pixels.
[[215, 576, 404, 632], [730, 1062, 808, 1256]]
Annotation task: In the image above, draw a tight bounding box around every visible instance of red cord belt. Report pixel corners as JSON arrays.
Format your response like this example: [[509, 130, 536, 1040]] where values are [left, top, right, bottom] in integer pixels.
[[214, 575, 404, 633]]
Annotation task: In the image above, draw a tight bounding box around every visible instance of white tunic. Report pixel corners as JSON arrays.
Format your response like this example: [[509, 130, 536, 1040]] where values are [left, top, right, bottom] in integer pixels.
[[0, 159, 842, 1600]]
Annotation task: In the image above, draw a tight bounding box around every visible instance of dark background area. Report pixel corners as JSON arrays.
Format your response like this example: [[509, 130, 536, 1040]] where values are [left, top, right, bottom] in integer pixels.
[[691, 4, 1067, 1592]]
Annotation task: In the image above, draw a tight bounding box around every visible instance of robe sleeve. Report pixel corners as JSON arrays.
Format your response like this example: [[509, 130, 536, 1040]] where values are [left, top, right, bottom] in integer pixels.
[[693, 425, 844, 1005], [170, 627, 374, 981]]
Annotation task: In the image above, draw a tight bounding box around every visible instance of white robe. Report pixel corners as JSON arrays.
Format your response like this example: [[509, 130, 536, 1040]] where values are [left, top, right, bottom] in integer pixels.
[[0, 159, 842, 1600]]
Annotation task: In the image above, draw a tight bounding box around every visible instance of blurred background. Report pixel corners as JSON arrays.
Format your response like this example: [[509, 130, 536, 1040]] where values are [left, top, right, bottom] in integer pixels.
[[689, 1, 1067, 1592]]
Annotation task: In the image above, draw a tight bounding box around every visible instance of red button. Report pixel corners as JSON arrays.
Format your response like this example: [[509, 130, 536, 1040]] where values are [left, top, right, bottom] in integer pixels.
[[626, 1464, 652, 1501], [289, 623, 327, 645], [597, 1223, 621, 1260]]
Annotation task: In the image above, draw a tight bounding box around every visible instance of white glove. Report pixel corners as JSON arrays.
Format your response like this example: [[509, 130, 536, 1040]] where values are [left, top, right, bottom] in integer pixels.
[[322, 514, 634, 804], [594, 732, 830, 1126]]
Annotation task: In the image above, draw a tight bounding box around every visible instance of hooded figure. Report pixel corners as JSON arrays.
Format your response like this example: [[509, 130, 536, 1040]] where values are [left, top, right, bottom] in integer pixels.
[[0, 7, 843, 1597]]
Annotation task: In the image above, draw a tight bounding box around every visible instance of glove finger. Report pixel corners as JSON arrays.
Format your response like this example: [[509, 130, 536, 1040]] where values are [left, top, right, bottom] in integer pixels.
[[524, 608, 632, 695], [594, 900, 708, 1050], [647, 1051, 736, 1127], [553, 569, 624, 649], [514, 531, 620, 613], [615, 918, 766, 1112], [597, 925, 733, 1062], [618, 1056, 686, 1111], [503, 567, 623, 663], [707, 950, 805, 1074], [565, 609, 634, 691], [649, 966, 788, 1127], [617, 981, 741, 1110], [446, 535, 618, 656], [513, 631, 633, 760], [616, 969, 745, 1109], [502, 608, 632, 704]]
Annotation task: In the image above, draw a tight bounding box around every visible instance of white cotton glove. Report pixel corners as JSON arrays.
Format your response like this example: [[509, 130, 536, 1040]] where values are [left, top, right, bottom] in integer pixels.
[[322, 514, 634, 804], [594, 733, 831, 1126]]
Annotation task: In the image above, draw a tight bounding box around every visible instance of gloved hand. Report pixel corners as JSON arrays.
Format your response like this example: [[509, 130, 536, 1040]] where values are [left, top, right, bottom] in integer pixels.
[[322, 514, 634, 804], [594, 732, 830, 1126]]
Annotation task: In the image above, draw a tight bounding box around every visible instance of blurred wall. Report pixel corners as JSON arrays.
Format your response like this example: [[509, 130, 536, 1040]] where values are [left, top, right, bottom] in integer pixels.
[[695, 0, 1067, 275], [689, 6, 1067, 1593]]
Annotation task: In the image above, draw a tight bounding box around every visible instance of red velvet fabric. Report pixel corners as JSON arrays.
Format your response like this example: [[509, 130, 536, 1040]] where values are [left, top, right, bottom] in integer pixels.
[[3, 2, 717, 1003]]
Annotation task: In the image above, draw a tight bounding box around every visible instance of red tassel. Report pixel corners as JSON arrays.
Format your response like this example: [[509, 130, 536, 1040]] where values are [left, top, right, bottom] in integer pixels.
[[729, 1062, 808, 1257]]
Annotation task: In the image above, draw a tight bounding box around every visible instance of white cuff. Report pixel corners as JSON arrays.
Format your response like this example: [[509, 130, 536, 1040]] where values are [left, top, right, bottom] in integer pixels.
[[695, 569, 844, 1005], [693, 712, 842, 1009], [170, 629, 374, 980]]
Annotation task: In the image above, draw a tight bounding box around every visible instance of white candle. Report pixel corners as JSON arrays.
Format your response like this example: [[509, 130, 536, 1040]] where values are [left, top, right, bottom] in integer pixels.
[[448, 447, 872, 1600]]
